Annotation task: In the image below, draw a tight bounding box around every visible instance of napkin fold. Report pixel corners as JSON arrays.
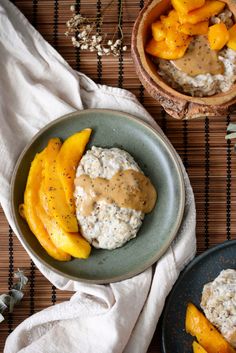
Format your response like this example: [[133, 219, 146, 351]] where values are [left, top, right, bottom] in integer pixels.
[[0, 1, 196, 352]]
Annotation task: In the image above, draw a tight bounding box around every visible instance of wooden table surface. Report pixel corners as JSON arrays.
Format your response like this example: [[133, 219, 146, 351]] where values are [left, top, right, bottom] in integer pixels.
[[1, 1, 236, 352]]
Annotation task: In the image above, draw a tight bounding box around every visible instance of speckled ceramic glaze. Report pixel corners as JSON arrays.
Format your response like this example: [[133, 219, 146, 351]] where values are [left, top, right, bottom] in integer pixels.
[[162, 240, 236, 353], [11, 109, 185, 283]]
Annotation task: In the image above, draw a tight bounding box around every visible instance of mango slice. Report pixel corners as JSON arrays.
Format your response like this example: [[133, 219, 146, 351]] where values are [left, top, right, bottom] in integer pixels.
[[166, 28, 190, 50], [146, 38, 191, 60], [227, 24, 236, 51], [22, 151, 71, 261], [38, 182, 91, 259], [185, 303, 236, 353], [178, 1, 225, 24], [179, 21, 208, 35], [161, 9, 179, 29], [43, 138, 79, 233], [152, 21, 166, 42], [171, 0, 205, 15], [193, 341, 208, 353], [208, 23, 229, 50], [56, 129, 92, 213]]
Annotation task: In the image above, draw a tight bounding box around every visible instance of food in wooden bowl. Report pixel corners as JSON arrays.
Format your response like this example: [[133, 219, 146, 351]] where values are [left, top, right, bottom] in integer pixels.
[[132, 0, 236, 119]]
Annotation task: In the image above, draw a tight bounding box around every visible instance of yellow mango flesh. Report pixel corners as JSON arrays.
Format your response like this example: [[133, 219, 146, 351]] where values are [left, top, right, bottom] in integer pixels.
[[38, 182, 91, 259], [171, 0, 205, 14], [186, 303, 236, 353], [166, 28, 190, 50], [193, 341, 208, 353], [208, 23, 229, 50], [152, 21, 166, 42], [22, 151, 71, 261], [146, 38, 191, 60], [56, 129, 92, 213], [227, 24, 236, 51], [161, 10, 179, 29], [178, 1, 225, 24], [179, 21, 208, 35], [43, 138, 78, 233]]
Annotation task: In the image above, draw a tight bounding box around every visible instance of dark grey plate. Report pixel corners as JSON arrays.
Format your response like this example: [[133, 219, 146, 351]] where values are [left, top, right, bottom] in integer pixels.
[[11, 109, 185, 283], [162, 240, 236, 353]]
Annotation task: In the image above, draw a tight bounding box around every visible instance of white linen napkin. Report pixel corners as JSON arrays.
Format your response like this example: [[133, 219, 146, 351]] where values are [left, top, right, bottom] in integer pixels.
[[0, 1, 196, 352]]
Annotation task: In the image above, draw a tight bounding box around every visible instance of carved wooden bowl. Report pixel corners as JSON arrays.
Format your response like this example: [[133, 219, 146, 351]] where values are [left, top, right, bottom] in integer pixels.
[[131, 0, 236, 119]]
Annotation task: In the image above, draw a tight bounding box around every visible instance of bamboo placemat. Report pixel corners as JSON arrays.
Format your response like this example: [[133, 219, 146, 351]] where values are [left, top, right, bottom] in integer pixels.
[[1, 1, 236, 352]]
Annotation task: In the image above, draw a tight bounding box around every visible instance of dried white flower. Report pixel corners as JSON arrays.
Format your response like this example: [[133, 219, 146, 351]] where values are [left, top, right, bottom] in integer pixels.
[[96, 36, 102, 43], [65, 2, 127, 57], [70, 4, 75, 12]]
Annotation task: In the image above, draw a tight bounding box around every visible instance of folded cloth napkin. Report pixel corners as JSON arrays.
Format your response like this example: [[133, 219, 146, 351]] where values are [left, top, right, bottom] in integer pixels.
[[0, 1, 196, 352]]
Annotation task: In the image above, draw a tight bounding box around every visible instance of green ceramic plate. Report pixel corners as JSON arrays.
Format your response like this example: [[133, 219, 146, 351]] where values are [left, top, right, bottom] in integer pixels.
[[11, 109, 185, 283]]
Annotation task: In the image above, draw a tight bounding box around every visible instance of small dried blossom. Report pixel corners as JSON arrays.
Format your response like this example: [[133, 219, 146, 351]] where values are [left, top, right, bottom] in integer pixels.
[[65, 2, 127, 57]]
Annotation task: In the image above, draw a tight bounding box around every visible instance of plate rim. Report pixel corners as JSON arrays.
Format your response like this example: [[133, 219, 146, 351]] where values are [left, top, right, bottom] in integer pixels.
[[11, 108, 185, 283], [161, 239, 236, 353]]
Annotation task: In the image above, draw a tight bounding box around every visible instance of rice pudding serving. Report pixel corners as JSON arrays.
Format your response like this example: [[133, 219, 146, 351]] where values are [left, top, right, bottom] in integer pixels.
[[20, 128, 156, 261], [146, 1, 236, 97], [74, 147, 157, 250], [201, 269, 236, 347]]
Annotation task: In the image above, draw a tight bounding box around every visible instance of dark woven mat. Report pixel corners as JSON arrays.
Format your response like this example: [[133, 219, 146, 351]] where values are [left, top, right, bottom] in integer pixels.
[[1, 1, 236, 352]]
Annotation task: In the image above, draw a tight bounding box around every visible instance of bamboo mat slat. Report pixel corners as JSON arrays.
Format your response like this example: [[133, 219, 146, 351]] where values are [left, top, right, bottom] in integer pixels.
[[1, 1, 236, 352]]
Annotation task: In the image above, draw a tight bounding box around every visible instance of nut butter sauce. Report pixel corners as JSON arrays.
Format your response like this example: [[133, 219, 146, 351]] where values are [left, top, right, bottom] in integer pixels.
[[171, 35, 224, 76], [75, 169, 157, 216]]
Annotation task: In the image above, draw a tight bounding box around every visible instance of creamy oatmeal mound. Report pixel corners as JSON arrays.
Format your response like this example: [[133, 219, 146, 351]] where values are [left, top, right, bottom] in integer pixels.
[[74, 147, 147, 250], [158, 46, 236, 97], [201, 269, 236, 347]]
